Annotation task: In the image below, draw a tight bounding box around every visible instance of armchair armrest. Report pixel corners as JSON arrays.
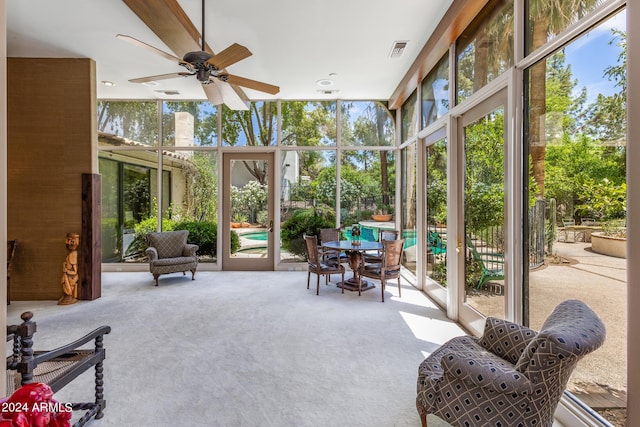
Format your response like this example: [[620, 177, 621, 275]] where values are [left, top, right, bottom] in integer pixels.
[[145, 247, 159, 261], [19, 326, 112, 374], [441, 352, 533, 395], [183, 244, 199, 257]]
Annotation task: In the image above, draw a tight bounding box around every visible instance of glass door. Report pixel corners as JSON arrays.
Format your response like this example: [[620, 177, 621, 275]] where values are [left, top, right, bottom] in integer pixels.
[[222, 152, 274, 270], [458, 89, 508, 328], [423, 127, 448, 307]]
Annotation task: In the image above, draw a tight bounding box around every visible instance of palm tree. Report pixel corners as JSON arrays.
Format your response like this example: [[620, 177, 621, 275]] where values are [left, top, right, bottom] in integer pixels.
[[527, 0, 601, 197]]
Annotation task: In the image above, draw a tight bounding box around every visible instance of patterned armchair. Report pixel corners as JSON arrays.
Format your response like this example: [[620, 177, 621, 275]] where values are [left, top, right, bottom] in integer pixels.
[[146, 230, 199, 286], [416, 299, 606, 427]]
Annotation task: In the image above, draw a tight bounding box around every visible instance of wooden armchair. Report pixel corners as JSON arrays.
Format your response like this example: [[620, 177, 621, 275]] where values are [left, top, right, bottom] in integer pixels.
[[304, 234, 345, 295], [364, 229, 399, 265], [319, 228, 347, 265], [359, 239, 405, 302], [6, 311, 111, 426]]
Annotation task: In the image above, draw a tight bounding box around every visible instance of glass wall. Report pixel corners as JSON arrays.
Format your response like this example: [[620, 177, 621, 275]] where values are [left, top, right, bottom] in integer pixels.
[[425, 138, 448, 287], [279, 149, 336, 263], [341, 150, 396, 232], [97, 100, 158, 146], [463, 106, 506, 319], [401, 144, 417, 273], [525, 10, 627, 423], [525, 0, 612, 56], [162, 101, 218, 146], [401, 90, 419, 141], [421, 54, 450, 128], [456, 0, 514, 104], [341, 101, 395, 147], [281, 101, 336, 146], [222, 101, 278, 146]]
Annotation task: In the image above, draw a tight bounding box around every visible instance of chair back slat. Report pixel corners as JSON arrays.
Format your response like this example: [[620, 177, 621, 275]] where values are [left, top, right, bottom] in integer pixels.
[[320, 228, 340, 244], [382, 239, 404, 270], [303, 234, 320, 264]]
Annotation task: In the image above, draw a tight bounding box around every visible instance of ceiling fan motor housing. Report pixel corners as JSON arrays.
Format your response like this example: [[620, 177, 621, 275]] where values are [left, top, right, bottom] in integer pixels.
[[183, 50, 218, 82]]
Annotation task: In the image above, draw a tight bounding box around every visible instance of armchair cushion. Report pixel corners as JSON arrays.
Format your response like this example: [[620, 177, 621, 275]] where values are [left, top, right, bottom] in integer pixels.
[[147, 230, 190, 259], [479, 317, 537, 364]]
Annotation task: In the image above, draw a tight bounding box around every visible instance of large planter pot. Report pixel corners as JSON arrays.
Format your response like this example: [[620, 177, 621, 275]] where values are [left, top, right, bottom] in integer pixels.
[[371, 214, 392, 222], [591, 232, 627, 259]]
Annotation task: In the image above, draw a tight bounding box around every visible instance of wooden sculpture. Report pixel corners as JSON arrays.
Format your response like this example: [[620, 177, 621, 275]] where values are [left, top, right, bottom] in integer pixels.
[[58, 233, 79, 305]]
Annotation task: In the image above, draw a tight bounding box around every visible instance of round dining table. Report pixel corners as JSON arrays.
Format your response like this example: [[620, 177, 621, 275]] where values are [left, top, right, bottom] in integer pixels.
[[321, 240, 382, 292]]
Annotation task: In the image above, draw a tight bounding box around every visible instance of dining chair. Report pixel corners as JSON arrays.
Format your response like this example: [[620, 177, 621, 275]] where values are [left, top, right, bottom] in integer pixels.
[[359, 238, 404, 302], [303, 234, 345, 295], [364, 229, 399, 265], [319, 228, 347, 265]]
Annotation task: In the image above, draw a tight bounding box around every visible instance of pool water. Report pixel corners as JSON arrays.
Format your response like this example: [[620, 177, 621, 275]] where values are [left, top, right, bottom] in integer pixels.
[[242, 228, 417, 247], [241, 231, 268, 241]]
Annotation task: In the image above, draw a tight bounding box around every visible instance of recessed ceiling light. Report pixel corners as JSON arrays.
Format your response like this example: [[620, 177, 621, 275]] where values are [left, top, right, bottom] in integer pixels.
[[142, 81, 159, 87], [101, 80, 115, 86], [316, 79, 334, 87]]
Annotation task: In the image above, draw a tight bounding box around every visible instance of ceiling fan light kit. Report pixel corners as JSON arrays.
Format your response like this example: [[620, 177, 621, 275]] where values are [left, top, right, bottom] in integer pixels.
[[119, 0, 279, 109]]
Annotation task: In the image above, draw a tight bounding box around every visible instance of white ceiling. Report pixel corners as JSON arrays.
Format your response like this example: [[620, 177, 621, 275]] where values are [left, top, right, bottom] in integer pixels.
[[7, 0, 452, 102]]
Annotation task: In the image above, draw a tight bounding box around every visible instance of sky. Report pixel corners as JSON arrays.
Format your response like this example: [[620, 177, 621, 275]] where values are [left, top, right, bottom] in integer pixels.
[[564, 10, 626, 105]]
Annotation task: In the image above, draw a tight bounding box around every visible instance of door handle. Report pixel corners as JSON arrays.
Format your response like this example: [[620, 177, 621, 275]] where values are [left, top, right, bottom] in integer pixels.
[[456, 238, 462, 253], [268, 220, 273, 232]]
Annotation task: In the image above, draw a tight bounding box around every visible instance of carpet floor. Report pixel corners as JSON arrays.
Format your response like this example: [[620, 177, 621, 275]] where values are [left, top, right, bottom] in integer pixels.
[[7, 271, 463, 427]]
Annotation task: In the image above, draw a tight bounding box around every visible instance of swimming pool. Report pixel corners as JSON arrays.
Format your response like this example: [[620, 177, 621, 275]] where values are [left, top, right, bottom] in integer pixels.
[[241, 231, 268, 241]]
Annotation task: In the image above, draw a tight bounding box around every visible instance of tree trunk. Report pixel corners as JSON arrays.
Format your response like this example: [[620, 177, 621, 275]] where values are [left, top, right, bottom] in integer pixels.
[[529, 16, 549, 197]]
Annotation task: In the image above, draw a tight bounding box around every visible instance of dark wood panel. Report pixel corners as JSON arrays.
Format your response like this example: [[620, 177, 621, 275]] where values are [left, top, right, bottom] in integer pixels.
[[81, 174, 101, 300]]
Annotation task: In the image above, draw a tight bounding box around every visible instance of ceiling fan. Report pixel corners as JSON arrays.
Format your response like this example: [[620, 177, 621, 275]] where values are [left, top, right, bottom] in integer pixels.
[[118, 0, 279, 110]]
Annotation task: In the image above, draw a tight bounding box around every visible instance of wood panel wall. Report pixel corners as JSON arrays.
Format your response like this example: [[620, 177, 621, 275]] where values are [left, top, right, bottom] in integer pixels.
[[7, 58, 98, 300]]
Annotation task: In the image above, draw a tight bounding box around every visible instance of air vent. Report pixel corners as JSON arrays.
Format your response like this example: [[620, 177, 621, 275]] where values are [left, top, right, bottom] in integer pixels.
[[389, 40, 408, 58], [317, 89, 339, 95], [155, 90, 180, 96]]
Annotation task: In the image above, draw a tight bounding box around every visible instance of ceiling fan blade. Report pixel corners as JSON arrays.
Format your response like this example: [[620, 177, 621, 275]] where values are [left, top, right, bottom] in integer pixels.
[[214, 79, 250, 110], [223, 74, 280, 95], [129, 72, 192, 84], [122, 0, 202, 55], [201, 83, 223, 106], [122, 0, 253, 110], [206, 43, 252, 70], [116, 34, 186, 64]]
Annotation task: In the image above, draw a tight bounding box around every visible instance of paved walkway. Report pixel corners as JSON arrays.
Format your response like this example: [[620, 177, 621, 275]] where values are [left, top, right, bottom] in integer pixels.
[[532, 242, 627, 409]]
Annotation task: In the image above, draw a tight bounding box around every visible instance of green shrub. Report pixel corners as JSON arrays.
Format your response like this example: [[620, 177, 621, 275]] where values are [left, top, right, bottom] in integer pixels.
[[281, 207, 335, 258], [127, 217, 176, 258], [174, 221, 217, 256], [172, 221, 241, 255]]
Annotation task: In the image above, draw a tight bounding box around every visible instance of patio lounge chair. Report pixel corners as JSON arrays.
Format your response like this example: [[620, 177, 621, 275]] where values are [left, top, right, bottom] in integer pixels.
[[466, 237, 504, 289], [416, 299, 606, 427], [427, 231, 446, 255]]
